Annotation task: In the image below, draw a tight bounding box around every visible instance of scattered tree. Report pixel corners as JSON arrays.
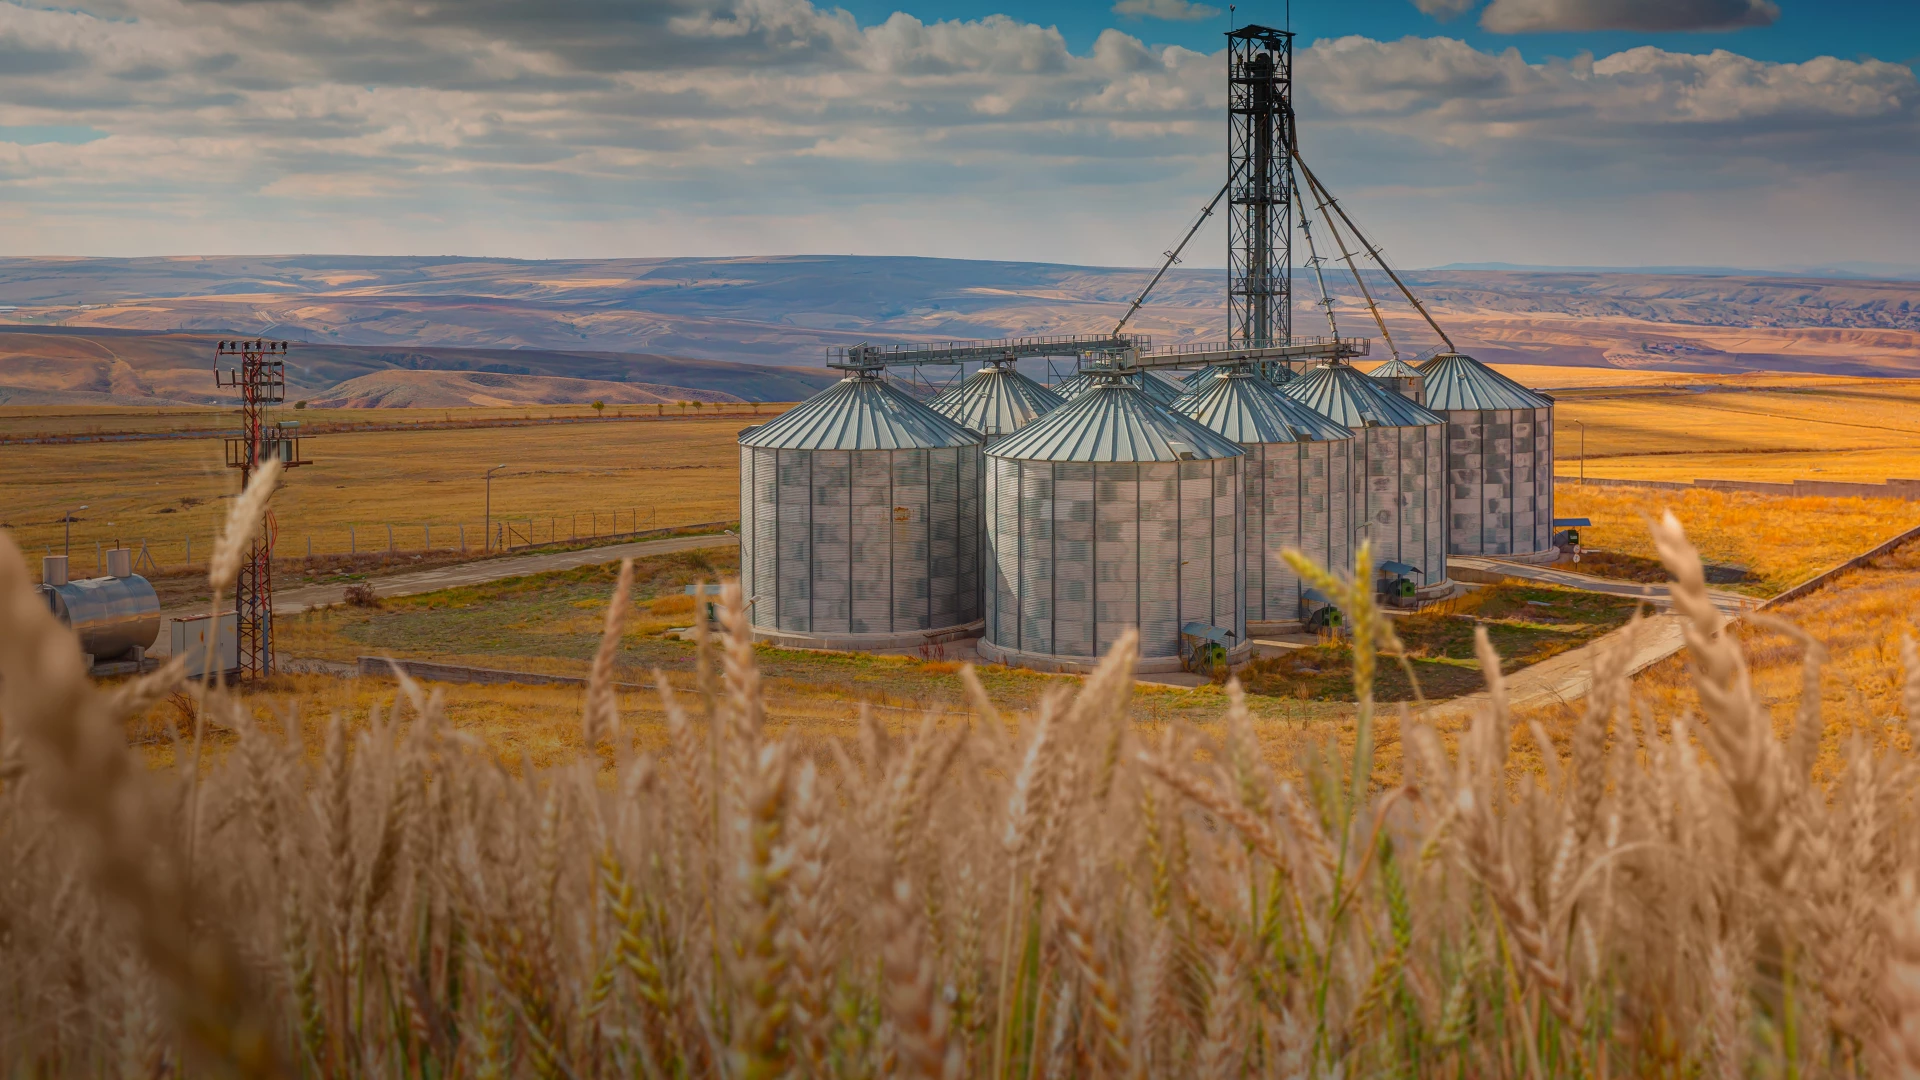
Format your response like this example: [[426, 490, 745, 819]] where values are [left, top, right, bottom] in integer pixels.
[[591, 399, 606, 416]]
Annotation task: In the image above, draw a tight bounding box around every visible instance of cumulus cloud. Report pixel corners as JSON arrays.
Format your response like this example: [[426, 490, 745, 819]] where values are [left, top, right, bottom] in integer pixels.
[[1479, 0, 1779, 32], [0, 0, 1911, 268], [1111, 0, 1222, 21]]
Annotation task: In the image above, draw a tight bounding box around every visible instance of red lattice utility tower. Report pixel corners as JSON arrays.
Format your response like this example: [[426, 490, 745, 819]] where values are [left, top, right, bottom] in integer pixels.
[[215, 339, 309, 679]]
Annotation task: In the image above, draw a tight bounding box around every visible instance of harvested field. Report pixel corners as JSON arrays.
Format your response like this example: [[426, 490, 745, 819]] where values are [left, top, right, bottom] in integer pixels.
[[0, 412, 761, 572]]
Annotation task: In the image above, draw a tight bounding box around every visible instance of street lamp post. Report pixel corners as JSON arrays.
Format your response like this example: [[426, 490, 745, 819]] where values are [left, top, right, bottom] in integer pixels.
[[1575, 421, 1587, 485], [485, 464, 506, 552], [65, 504, 87, 558]]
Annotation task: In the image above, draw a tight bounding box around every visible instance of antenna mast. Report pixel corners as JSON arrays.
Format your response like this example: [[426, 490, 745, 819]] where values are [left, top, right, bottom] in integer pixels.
[[215, 339, 309, 679]]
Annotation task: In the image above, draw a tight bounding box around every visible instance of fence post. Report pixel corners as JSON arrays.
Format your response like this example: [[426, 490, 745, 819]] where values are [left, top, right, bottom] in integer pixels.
[[350, 526, 355, 554], [388, 524, 394, 554], [425, 523, 431, 550], [460, 523, 465, 551], [186, 536, 191, 569], [307, 535, 312, 559]]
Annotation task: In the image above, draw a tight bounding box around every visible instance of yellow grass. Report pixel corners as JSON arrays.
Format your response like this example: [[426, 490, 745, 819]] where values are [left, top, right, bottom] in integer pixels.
[[0, 415, 759, 568], [1555, 482, 1920, 594]]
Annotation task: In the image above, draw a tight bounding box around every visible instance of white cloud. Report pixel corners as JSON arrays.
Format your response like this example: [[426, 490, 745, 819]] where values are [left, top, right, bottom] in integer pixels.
[[1111, 0, 1222, 21], [1479, 0, 1779, 32], [0, 0, 1911, 270]]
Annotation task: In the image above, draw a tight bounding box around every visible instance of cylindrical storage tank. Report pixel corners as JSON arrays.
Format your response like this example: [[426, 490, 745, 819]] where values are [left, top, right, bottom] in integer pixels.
[[738, 370, 984, 649], [1416, 352, 1557, 560], [39, 573, 162, 660], [1281, 362, 1449, 590], [928, 360, 1064, 446], [1367, 357, 1425, 404], [1172, 367, 1356, 630], [981, 372, 1247, 674]]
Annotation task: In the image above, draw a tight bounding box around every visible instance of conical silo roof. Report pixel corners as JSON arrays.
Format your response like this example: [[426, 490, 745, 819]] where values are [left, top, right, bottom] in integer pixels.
[[1172, 369, 1354, 444], [740, 371, 980, 450], [989, 374, 1246, 463], [928, 363, 1064, 438], [1280, 362, 1445, 428], [1052, 368, 1184, 406], [1368, 357, 1423, 379], [1181, 365, 1221, 386], [1417, 353, 1554, 410]]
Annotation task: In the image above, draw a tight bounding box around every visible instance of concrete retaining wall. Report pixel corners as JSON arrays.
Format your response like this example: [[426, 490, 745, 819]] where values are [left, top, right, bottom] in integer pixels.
[[1760, 520, 1920, 610]]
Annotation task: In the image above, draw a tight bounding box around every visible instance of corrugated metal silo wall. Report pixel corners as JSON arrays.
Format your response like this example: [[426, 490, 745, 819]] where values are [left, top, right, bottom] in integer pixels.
[[1349, 425, 1446, 587], [986, 458, 1243, 661], [1443, 406, 1555, 556], [740, 445, 981, 634], [1245, 438, 1355, 621]]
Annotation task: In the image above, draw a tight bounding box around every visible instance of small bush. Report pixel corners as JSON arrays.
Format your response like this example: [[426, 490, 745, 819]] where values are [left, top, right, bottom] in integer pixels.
[[341, 582, 380, 608]]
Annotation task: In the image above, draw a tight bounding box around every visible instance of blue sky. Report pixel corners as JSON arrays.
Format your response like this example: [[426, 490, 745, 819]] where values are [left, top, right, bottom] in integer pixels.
[[0, 0, 1915, 271]]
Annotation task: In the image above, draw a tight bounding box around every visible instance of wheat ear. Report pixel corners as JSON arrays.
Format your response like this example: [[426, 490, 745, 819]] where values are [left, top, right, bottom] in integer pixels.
[[582, 557, 635, 753]]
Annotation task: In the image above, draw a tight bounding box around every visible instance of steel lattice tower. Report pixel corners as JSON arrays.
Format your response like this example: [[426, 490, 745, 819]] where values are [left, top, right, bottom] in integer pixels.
[[1227, 25, 1294, 359], [215, 339, 306, 679]]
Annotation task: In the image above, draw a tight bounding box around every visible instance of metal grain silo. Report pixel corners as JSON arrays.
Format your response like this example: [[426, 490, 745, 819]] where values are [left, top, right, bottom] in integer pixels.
[[1172, 368, 1356, 630], [739, 371, 984, 648], [928, 360, 1063, 445], [1367, 357, 1425, 404], [982, 372, 1247, 673], [1281, 362, 1449, 590], [1416, 352, 1557, 561]]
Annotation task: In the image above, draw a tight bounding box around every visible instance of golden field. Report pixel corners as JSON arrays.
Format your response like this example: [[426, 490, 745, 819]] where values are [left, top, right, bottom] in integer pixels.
[[1553, 482, 1920, 595], [1534, 371, 1920, 483], [0, 411, 771, 570], [9, 367, 1920, 579]]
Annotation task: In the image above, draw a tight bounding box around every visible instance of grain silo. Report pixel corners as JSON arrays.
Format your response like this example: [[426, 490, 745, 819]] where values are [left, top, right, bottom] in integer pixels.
[[1416, 352, 1557, 561], [928, 359, 1063, 444], [1367, 357, 1425, 404], [1281, 362, 1448, 590], [1172, 367, 1356, 630], [738, 370, 983, 648], [981, 372, 1247, 673]]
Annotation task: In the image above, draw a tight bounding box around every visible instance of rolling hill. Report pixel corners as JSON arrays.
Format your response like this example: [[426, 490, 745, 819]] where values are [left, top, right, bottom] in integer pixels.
[[0, 255, 1915, 405], [0, 327, 842, 407]]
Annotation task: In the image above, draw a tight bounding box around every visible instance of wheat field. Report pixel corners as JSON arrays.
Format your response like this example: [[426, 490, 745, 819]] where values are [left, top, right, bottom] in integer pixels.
[[9, 461, 1920, 1077]]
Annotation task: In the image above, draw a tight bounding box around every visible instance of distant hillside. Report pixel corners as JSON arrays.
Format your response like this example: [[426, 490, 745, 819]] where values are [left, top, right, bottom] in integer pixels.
[[0, 254, 1914, 382], [0, 327, 841, 407], [309, 369, 744, 408]]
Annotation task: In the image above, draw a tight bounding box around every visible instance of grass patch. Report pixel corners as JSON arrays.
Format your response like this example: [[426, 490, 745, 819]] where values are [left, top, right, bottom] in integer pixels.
[[1239, 581, 1644, 702]]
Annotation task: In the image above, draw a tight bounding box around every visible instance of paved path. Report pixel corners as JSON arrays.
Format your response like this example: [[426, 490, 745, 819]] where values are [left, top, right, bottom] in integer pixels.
[[149, 534, 739, 656], [1448, 555, 1754, 616]]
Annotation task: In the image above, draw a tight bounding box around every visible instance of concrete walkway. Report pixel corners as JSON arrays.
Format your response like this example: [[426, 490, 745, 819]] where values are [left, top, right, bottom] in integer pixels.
[[149, 533, 739, 656], [1447, 555, 1754, 616], [1418, 612, 1688, 722]]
